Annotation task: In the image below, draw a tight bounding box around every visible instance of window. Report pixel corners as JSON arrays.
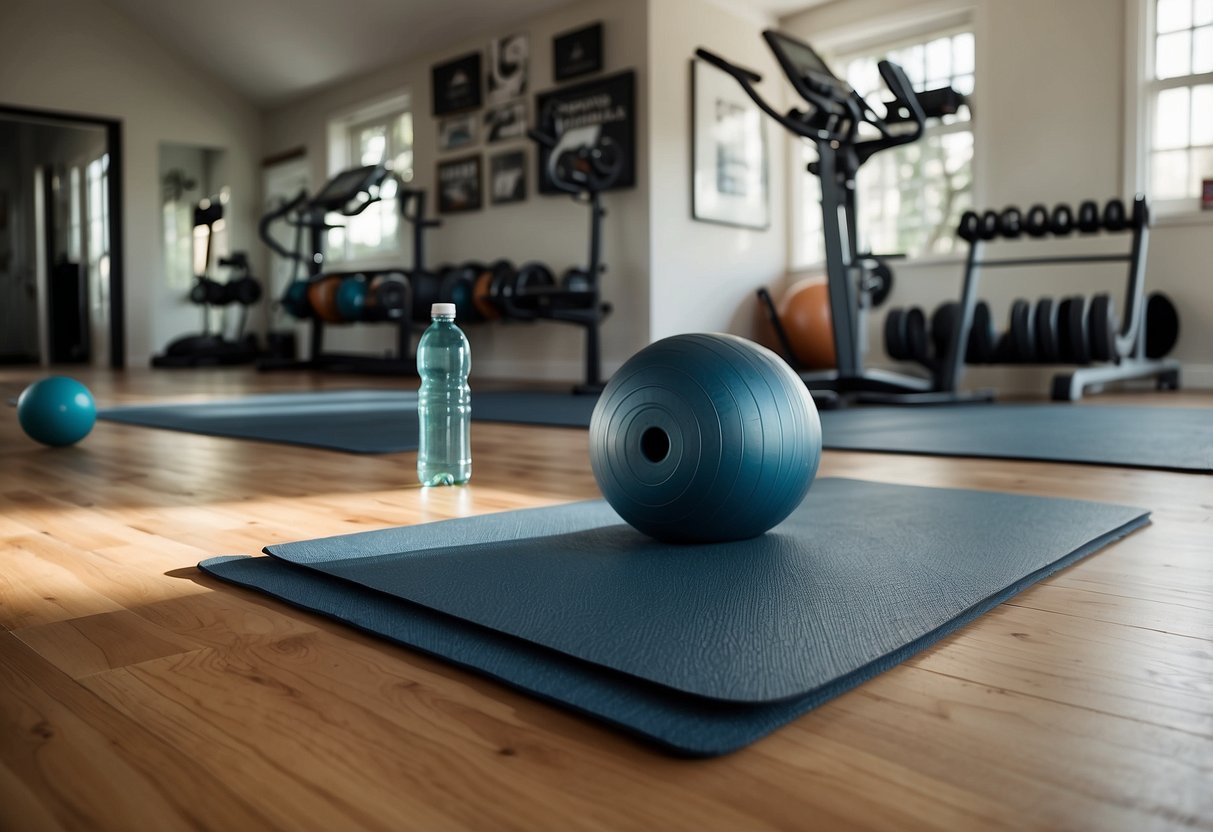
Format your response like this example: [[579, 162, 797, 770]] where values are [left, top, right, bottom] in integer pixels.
[[326, 96, 413, 263], [792, 28, 975, 267], [85, 154, 110, 317], [1136, 0, 1213, 209]]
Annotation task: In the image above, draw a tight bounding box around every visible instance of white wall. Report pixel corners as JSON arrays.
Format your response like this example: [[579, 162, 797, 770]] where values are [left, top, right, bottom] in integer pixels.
[[262, 0, 650, 383], [781, 0, 1213, 390], [646, 0, 788, 342], [0, 0, 263, 366]]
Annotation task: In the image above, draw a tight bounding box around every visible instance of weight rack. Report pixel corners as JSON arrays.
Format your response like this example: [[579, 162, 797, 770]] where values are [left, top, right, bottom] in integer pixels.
[[938, 195, 1180, 401]]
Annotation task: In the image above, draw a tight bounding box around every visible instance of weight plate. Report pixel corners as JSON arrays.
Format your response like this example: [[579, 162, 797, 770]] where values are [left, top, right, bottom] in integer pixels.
[[965, 301, 996, 364], [1145, 291, 1179, 359], [1009, 299, 1037, 362], [998, 207, 1022, 238], [410, 270, 443, 322], [905, 307, 930, 364], [1076, 200, 1100, 233], [1065, 295, 1091, 364], [930, 302, 958, 360], [1024, 204, 1050, 237], [472, 268, 501, 321], [1048, 204, 1074, 236], [868, 260, 894, 308], [1087, 293, 1118, 362], [884, 308, 909, 361], [562, 268, 592, 292], [1102, 199, 1127, 232], [1033, 297, 1060, 363], [978, 210, 999, 240]]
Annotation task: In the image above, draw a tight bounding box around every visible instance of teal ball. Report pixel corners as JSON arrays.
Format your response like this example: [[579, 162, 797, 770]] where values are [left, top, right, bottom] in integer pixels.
[[17, 376, 96, 447]]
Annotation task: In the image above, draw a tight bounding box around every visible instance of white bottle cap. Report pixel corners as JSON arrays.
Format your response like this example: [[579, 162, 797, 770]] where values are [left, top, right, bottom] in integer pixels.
[[431, 302, 456, 317]]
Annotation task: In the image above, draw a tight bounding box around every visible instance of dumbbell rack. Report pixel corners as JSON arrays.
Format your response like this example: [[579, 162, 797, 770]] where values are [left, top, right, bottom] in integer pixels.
[[939, 195, 1180, 402]]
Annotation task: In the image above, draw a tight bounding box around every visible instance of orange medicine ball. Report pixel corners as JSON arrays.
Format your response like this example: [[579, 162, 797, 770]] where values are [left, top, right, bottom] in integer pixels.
[[778, 277, 835, 369]]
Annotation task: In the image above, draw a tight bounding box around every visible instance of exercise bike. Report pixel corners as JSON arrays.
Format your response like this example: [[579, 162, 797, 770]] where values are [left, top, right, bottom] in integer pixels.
[[699, 31, 989, 405], [152, 201, 262, 367]]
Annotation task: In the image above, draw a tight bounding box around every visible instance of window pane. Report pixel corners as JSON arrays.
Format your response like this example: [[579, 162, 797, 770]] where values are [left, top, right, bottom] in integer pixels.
[[358, 125, 387, 166], [1193, 26, 1213, 72], [1157, 30, 1192, 78], [1196, 0, 1213, 25], [1157, 0, 1192, 32], [925, 37, 951, 84], [1152, 149, 1190, 197], [1192, 84, 1213, 144], [953, 73, 975, 96], [1155, 86, 1191, 149], [953, 32, 975, 75]]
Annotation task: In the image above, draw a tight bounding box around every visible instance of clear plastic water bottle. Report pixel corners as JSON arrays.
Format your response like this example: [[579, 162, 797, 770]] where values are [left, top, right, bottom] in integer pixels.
[[417, 302, 471, 486]]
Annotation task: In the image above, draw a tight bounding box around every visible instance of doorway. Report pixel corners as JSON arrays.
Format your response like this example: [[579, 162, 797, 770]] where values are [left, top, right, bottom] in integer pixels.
[[0, 105, 124, 368]]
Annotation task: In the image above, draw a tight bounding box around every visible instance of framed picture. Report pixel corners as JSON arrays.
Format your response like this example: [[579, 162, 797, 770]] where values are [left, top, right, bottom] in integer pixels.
[[431, 52, 482, 115], [535, 70, 635, 194], [487, 33, 528, 105], [691, 58, 769, 230], [485, 100, 528, 144], [436, 155, 483, 213], [438, 114, 478, 152], [490, 150, 527, 205], [553, 23, 603, 82], [1202, 178, 1213, 211]]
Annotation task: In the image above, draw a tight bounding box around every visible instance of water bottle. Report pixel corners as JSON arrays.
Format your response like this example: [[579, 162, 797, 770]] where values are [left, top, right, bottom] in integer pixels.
[[417, 302, 471, 486]]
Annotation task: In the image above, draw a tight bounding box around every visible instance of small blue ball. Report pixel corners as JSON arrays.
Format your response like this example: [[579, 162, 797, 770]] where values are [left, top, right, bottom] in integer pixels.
[[589, 333, 821, 543], [17, 376, 96, 447]]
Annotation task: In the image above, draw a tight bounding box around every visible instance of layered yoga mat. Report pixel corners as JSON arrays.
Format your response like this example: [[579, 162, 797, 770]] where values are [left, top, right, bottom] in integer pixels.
[[100, 389, 598, 453], [200, 478, 1148, 755]]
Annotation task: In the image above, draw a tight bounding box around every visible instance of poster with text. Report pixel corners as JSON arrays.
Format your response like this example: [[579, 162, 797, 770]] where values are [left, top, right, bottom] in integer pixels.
[[432, 52, 482, 115], [534, 70, 635, 195], [437, 155, 483, 213]]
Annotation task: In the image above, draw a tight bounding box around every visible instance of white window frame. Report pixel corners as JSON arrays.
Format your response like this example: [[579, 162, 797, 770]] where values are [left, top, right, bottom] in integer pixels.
[[1125, 0, 1213, 223], [787, 2, 980, 271], [324, 91, 413, 266]]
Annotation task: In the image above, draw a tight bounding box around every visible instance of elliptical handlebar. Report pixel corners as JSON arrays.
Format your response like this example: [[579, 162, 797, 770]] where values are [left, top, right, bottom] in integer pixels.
[[694, 48, 825, 142], [258, 189, 308, 261]]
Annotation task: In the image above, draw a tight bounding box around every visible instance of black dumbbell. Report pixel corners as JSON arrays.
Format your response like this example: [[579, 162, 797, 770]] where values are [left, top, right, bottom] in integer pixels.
[[562, 268, 591, 291], [1033, 297, 1061, 363], [228, 276, 262, 306], [957, 210, 980, 242], [998, 207, 1023, 238], [1076, 200, 1101, 233], [1048, 204, 1074, 236], [1102, 199, 1127, 232], [1145, 292, 1179, 358], [1024, 204, 1050, 237], [978, 210, 1000, 240], [1009, 299, 1037, 362], [1087, 292, 1118, 362]]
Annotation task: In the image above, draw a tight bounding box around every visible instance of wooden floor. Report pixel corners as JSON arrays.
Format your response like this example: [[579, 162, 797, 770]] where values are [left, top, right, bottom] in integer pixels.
[[1, 366, 1210, 832]]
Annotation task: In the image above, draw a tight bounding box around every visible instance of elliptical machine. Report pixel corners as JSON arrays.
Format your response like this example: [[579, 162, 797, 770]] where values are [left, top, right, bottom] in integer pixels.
[[698, 31, 988, 404], [509, 110, 621, 394], [152, 200, 262, 367]]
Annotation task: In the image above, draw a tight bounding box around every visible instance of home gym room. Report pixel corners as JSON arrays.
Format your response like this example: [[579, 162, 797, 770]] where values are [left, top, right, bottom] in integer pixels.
[[0, 0, 1210, 827]]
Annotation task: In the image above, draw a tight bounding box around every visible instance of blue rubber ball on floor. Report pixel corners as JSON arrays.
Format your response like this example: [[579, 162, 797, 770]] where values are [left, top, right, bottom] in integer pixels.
[[589, 333, 821, 543], [17, 376, 96, 447]]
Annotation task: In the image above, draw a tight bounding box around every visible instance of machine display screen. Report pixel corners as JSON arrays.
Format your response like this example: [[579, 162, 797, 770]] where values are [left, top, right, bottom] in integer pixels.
[[767, 31, 837, 81], [313, 165, 381, 206]]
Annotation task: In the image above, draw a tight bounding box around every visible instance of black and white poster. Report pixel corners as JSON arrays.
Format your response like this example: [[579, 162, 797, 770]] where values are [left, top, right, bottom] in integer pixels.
[[534, 70, 635, 195], [691, 59, 769, 229], [490, 150, 527, 205], [431, 52, 482, 115], [553, 23, 603, 82], [487, 33, 528, 105], [436, 155, 483, 213], [438, 114, 478, 152], [485, 100, 528, 143]]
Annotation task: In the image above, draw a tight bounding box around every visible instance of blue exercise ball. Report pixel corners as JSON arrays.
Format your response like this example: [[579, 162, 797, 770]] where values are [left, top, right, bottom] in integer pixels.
[[589, 333, 821, 543], [336, 276, 368, 321], [17, 376, 96, 447]]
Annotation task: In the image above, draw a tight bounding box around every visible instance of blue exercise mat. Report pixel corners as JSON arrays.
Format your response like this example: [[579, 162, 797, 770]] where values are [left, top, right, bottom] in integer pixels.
[[200, 478, 1148, 754], [817, 404, 1213, 474], [99, 389, 598, 453]]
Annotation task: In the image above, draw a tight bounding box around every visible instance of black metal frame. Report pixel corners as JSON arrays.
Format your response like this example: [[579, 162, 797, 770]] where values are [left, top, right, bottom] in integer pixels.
[[0, 103, 125, 368]]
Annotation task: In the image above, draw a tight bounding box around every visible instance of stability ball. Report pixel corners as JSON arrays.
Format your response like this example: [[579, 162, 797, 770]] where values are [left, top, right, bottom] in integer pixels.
[[779, 278, 835, 369], [336, 275, 368, 321], [589, 333, 821, 543], [17, 376, 96, 447]]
